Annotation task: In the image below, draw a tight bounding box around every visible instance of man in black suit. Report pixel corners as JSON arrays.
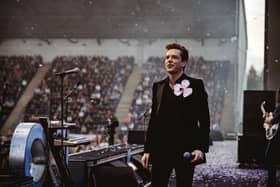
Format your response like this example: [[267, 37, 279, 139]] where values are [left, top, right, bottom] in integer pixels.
[[141, 43, 210, 187]]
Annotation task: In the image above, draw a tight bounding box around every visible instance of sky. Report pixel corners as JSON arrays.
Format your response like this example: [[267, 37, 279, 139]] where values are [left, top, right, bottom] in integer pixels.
[[244, 0, 265, 73]]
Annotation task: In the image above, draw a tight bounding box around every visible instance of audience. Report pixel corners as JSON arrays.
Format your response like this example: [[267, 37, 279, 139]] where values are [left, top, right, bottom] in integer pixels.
[[24, 56, 134, 148], [127, 56, 230, 132], [1, 55, 229, 153], [0, 55, 42, 128]]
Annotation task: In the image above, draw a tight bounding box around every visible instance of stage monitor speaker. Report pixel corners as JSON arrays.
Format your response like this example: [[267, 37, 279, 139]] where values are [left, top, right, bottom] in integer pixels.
[[69, 155, 151, 187], [128, 130, 145, 145], [238, 135, 267, 166], [243, 90, 275, 136], [68, 160, 89, 187], [92, 160, 139, 187]]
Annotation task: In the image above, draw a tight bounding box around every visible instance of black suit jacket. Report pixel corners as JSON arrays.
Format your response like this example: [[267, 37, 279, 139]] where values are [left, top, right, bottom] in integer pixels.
[[144, 74, 210, 156]]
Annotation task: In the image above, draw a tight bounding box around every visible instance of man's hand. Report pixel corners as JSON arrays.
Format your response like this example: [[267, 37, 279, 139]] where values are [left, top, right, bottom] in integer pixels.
[[263, 112, 269, 119], [265, 115, 273, 124], [141, 153, 150, 168], [191, 150, 204, 164]]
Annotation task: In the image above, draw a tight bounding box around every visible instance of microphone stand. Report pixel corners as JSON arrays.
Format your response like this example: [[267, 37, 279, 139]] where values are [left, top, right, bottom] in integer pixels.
[[58, 74, 65, 161], [54, 73, 71, 186], [64, 91, 73, 126], [139, 108, 150, 144], [65, 97, 69, 141], [65, 99, 69, 123], [50, 71, 79, 186], [64, 82, 80, 134], [143, 112, 148, 144]]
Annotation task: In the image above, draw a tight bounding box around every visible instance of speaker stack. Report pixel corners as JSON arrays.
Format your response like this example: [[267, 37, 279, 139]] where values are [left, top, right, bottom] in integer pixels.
[[238, 90, 275, 166]]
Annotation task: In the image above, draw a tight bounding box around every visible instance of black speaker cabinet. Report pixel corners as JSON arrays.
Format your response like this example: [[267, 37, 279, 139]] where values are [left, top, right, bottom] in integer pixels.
[[92, 160, 139, 187], [238, 135, 268, 166], [69, 154, 149, 187], [243, 90, 276, 136]]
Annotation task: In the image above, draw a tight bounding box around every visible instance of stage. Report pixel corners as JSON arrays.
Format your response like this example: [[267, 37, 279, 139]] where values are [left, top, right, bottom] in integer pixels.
[[169, 140, 268, 187]]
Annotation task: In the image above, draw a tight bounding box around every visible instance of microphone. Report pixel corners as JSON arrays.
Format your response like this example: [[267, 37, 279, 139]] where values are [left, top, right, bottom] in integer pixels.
[[138, 108, 151, 120], [55, 67, 80, 76], [183, 152, 194, 162]]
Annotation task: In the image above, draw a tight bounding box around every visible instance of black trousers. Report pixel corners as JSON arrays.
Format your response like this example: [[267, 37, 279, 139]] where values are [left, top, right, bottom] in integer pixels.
[[151, 155, 195, 187]]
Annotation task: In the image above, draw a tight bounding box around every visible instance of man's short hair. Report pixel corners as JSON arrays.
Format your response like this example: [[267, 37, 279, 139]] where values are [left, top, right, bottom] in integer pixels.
[[165, 43, 189, 62]]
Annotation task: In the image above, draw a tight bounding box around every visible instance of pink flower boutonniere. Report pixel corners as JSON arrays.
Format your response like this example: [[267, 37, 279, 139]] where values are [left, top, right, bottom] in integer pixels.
[[174, 79, 193, 98]]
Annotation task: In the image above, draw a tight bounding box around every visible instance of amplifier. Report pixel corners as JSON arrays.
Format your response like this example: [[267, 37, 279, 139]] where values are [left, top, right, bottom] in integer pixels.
[[237, 135, 268, 166]]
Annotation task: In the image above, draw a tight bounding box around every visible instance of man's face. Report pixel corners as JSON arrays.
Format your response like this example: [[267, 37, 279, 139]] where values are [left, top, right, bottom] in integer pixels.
[[165, 49, 186, 74]]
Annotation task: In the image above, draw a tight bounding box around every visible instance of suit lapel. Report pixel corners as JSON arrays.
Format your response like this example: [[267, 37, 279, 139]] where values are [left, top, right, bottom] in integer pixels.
[[155, 74, 193, 115], [156, 81, 166, 115]]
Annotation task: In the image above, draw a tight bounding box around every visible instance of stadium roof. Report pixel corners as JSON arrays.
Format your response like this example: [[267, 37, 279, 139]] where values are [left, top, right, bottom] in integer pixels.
[[0, 0, 239, 38]]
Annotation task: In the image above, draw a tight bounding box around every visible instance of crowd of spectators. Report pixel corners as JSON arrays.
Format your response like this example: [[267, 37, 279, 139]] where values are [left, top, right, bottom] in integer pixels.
[[124, 57, 166, 130], [1, 54, 229, 153], [126, 56, 230, 131], [24, 56, 134, 145], [0, 55, 42, 128], [0, 130, 12, 169]]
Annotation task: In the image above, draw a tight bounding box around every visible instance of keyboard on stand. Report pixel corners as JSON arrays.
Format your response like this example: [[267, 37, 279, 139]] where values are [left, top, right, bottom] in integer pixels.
[[69, 144, 144, 166]]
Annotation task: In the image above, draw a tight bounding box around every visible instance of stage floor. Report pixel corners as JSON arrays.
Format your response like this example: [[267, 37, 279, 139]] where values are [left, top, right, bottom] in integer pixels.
[[169, 141, 268, 187]]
